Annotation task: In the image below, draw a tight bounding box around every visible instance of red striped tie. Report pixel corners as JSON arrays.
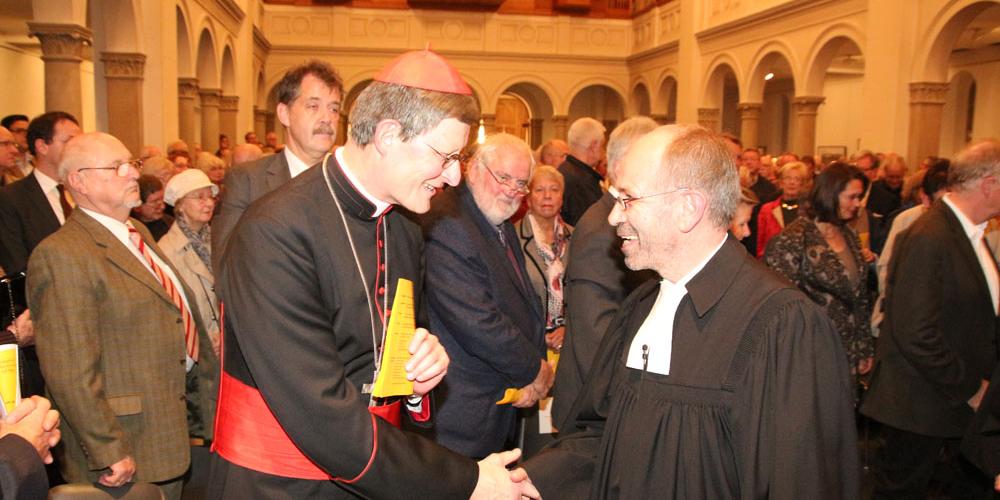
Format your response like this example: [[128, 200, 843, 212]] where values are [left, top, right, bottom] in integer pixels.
[[128, 226, 199, 362]]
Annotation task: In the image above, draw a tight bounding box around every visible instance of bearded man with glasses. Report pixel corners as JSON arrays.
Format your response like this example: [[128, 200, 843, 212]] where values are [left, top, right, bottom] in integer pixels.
[[417, 132, 551, 460]]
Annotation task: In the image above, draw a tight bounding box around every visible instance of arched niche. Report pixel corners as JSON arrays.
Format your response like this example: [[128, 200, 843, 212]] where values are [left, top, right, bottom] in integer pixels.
[[657, 75, 678, 123], [220, 45, 236, 94], [176, 7, 193, 77], [499, 81, 555, 147], [568, 84, 626, 135], [195, 28, 218, 88], [630, 82, 651, 117]]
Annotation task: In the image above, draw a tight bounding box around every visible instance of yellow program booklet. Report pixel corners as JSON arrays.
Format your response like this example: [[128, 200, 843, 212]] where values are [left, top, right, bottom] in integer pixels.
[[371, 279, 416, 398], [0, 344, 20, 417]]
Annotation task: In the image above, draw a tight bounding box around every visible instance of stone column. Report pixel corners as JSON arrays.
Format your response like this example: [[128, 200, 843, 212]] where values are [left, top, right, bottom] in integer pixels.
[[736, 102, 762, 149], [101, 52, 145, 156], [254, 107, 267, 140], [529, 118, 544, 149], [791, 96, 825, 156], [28, 22, 93, 121], [551, 115, 569, 140], [650, 113, 670, 125], [906, 82, 949, 168], [697, 108, 720, 132], [199, 88, 222, 154], [178, 78, 199, 148], [481, 114, 497, 136], [219, 95, 239, 146]]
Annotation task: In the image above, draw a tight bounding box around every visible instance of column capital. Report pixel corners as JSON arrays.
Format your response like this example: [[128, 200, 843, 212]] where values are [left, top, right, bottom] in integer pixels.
[[178, 78, 200, 98], [697, 107, 720, 121], [101, 52, 146, 79], [737, 102, 763, 113], [909, 82, 949, 105], [220, 95, 240, 111], [199, 88, 222, 107], [254, 107, 269, 118], [28, 22, 93, 62], [791, 96, 826, 116]]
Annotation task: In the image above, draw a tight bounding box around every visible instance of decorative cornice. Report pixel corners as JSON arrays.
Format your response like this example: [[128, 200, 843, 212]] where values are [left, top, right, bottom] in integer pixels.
[[27, 22, 92, 62], [792, 96, 825, 115], [737, 102, 762, 118], [698, 107, 720, 120], [253, 25, 272, 53], [101, 52, 146, 79], [220, 95, 240, 111], [909, 82, 949, 105], [199, 88, 223, 107], [695, 0, 840, 43], [218, 0, 246, 23]]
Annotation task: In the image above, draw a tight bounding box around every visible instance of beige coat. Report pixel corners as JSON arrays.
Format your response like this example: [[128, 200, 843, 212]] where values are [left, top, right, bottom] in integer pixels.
[[27, 211, 202, 483]]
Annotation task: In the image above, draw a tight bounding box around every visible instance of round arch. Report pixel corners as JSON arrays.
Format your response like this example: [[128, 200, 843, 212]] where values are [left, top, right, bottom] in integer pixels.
[[175, 5, 193, 77], [565, 78, 627, 115], [457, 72, 489, 115], [802, 24, 866, 95], [195, 26, 219, 88], [630, 81, 651, 116], [499, 81, 556, 147], [493, 75, 561, 117], [567, 83, 626, 128], [745, 42, 799, 101], [652, 70, 678, 117], [701, 53, 743, 107], [913, 0, 1000, 82]]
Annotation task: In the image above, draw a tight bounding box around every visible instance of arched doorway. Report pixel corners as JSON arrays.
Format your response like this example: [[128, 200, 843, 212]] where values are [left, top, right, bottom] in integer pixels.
[[806, 33, 865, 159], [498, 81, 555, 148], [568, 84, 625, 139], [195, 27, 219, 152]]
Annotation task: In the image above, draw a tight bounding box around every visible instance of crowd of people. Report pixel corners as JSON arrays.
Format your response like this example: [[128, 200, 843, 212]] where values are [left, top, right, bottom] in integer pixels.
[[0, 49, 998, 500]]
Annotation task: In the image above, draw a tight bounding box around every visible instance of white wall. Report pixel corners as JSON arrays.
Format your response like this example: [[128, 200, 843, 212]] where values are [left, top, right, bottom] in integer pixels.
[[816, 72, 865, 156], [0, 44, 45, 120]]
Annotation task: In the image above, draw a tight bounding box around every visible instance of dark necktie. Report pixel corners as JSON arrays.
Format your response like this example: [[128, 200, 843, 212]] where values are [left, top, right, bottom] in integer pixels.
[[56, 184, 73, 220]]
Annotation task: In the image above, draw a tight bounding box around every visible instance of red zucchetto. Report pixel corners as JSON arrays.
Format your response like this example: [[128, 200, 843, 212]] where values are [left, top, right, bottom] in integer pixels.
[[373, 48, 473, 96]]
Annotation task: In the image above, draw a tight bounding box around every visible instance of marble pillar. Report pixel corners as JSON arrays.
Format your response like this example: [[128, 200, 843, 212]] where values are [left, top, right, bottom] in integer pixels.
[[199, 88, 222, 154], [736, 102, 762, 150], [790, 96, 825, 156], [28, 22, 93, 122], [219, 95, 239, 147], [178, 78, 200, 148], [906, 82, 949, 168], [101, 52, 145, 156]]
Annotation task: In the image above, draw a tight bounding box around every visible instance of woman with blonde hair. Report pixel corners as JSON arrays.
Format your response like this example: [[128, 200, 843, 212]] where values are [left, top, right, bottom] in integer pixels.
[[755, 161, 809, 258], [194, 151, 226, 187]]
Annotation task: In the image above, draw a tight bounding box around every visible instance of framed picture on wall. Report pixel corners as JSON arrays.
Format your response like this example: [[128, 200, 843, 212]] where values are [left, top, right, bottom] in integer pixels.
[[817, 146, 848, 166]]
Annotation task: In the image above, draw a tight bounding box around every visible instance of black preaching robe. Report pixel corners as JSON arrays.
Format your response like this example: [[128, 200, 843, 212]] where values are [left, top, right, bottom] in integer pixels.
[[524, 237, 859, 499], [208, 156, 478, 498]]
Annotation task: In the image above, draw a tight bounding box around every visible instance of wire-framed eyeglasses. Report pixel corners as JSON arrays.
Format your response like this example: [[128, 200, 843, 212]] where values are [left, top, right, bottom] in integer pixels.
[[482, 163, 530, 195], [424, 143, 467, 170], [78, 159, 143, 178], [609, 185, 687, 211]]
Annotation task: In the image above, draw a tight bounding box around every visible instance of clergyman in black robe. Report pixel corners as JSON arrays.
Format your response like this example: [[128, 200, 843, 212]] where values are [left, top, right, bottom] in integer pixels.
[[524, 124, 859, 500]]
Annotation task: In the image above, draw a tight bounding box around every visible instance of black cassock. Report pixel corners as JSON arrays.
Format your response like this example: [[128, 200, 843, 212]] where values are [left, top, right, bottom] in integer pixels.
[[208, 157, 477, 499], [525, 237, 860, 499]]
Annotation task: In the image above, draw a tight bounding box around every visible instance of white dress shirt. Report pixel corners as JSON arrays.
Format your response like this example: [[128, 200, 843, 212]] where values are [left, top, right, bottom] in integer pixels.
[[942, 194, 999, 315], [626, 235, 727, 375], [34, 169, 68, 225], [284, 146, 312, 179], [80, 207, 197, 370]]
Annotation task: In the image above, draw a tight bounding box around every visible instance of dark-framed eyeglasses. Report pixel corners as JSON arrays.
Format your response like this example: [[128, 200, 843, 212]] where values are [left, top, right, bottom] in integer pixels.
[[482, 163, 530, 195], [425, 143, 466, 170], [609, 185, 687, 211], [78, 159, 143, 178]]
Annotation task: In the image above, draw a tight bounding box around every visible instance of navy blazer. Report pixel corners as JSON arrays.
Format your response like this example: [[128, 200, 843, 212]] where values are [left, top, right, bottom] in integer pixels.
[[862, 200, 1000, 437], [418, 183, 546, 458]]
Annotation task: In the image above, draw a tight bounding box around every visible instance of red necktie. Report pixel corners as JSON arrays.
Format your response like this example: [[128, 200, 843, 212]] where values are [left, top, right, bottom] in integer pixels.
[[56, 184, 73, 219], [128, 226, 198, 362]]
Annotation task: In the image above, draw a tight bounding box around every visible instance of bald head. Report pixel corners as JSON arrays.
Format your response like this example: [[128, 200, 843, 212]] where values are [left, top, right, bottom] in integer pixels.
[[231, 143, 264, 167], [60, 133, 141, 220], [539, 139, 569, 167]]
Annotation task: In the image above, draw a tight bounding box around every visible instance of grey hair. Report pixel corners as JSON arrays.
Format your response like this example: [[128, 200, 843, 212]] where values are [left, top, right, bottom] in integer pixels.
[[529, 164, 563, 189], [658, 126, 741, 229], [349, 82, 479, 147], [567, 117, 606, 152], [472, 133, 535, 173], [607, 116, 658, 181], [949, 139, 1000, 191]]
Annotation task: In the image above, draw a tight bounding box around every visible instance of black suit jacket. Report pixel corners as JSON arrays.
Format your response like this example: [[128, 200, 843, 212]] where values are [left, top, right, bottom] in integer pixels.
[[211, 152, 290, 273], [551, 192, 654, 431], [862, 200, 1000, 437], [0, 172, 61, 398], [0, 173, 61, 274], [558, 155, 603, 226], [418, 183, 546, 458], [0, 435, 48, 500]]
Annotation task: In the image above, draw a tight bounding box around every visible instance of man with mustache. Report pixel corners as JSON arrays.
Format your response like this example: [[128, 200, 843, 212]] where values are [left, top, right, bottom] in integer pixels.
[[524, 124, 859, 499], [212, 60, 342, 271], [418, 133, 551, 458], [27, 132, 214, 498]]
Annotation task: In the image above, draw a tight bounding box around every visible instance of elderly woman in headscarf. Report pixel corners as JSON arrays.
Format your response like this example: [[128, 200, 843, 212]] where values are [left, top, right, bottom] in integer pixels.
[[515, 164, 572, 352]]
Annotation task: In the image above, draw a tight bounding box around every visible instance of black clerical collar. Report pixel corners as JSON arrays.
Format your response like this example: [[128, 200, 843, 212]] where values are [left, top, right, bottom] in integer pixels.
[[324, 153, 390, 221], [683, 236, 748, 318]]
